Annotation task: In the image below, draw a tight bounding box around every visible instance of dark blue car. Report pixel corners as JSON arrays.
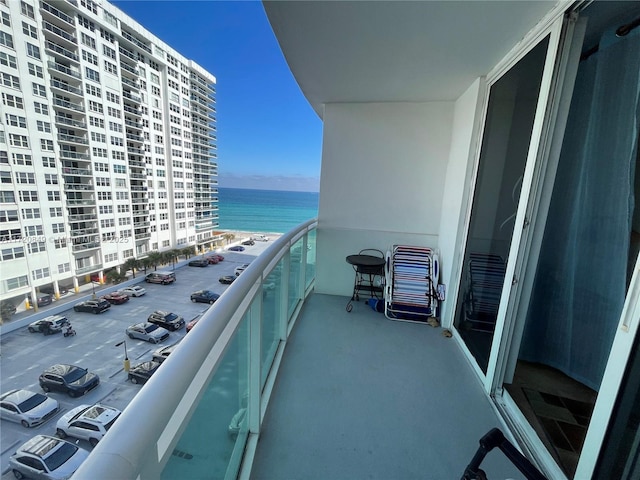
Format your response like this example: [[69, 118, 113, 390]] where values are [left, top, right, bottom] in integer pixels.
[[190, 290, 220, 304]]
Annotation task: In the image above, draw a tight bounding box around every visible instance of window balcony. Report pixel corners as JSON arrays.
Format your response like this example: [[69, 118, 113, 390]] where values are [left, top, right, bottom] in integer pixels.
[[47, 61, 82, 80], [45, 40, 79, 62], [41, 1, 75, 28], [42, 20, 76, 47]]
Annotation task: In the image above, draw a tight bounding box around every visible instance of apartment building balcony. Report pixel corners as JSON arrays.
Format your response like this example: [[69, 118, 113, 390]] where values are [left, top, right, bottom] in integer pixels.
[[45, 40, 79, 62], [118, 45, 137, 62], [40, 1, 75, 28], [130, 185, 147, 192], [59, 150, 89, 161], [52, 96, 84, 114], [62, 166, 91, 176], [75, 263, 103, 275], [132, 209, 149, 217], [67, 213, 97, 222], [123, 105, 141, 117], [120, 61, 140, 80], [124, 119, 143, 130], [47, 61, 82, 80], [50, 78, 83, 97], [69, 226, 99, 237], [71, 239, 101, 252], [64, 183, 93, 191], [77, 221, 522, 479], [122, 92, 142, 105], [121, 77, 140, 90], [125, 133, 144, 143], [128, 159, 145, 168], [42, 20, 76, 47], [121, 30, 152, 54], [66, 198, 95, 206], [131, 196, 148, 205], [57, 132, 88, 145], [127, 145, 144, 155], [133, 221, 150, 227], [55, 115, 86, 130], [134, 231, 151, 240]]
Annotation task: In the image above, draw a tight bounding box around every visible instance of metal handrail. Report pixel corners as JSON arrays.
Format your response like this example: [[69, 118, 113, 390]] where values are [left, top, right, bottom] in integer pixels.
[[73, 219, 317, 479]]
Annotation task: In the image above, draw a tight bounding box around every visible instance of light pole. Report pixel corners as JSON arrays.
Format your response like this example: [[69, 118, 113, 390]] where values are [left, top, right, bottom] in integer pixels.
[[115, 340, 130, 372], [91, 281, 96, 300]]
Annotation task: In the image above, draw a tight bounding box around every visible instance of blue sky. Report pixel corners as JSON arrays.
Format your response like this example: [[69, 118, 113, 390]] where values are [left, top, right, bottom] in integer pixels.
[[111, 0, 322, 192]]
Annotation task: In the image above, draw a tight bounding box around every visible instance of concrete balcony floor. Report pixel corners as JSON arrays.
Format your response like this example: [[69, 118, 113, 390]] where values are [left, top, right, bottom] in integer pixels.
[[251, 293, 524, 480]]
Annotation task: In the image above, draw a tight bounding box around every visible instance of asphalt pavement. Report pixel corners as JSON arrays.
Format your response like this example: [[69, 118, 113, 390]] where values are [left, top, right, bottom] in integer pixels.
[[0, 241, 272, 478]]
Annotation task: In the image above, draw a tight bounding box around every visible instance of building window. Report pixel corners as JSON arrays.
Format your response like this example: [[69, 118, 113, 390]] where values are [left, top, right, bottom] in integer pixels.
[[1, 246, 24, 261], [42, 157, 55, 168], [9, 134, 28, 147], [31, 266, 49, 278], [15, 172, 35, 184], [36, 120, 51, 132], [0, 51, 17, 68], [0, 31, 13, 49], [2, 93, 23, 108], [6, 275, 28, 290], [22, 21, 37, 39], [27, 62, 43, 78], [81, 32, 96, 49], [12, 153, 32, 165], [85, 67, 100, 82], [33, 101, 47, 114], [49, 207, 62, 217], [47, 191, 61, 201], [1, 73, 20, 88], [25, 42, 40, 59], [44, 174, 58, 184], [40, 139, 54, 151], [32, 83, 46, 97], [5, 114, 26, 127], [20, 1, 35, 19], [21, 208, 40, 219]]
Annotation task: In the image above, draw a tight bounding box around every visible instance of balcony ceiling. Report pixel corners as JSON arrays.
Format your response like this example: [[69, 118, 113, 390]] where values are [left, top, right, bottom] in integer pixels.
[[263, 0, 559, 117]]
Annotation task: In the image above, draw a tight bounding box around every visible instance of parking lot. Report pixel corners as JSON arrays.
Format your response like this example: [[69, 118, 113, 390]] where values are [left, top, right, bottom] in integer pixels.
[[0, 241, 272, 478]]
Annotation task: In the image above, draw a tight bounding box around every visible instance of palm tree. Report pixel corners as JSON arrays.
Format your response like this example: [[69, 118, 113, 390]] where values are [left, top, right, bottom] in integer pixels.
[[139, 256, 154, 273], [146, 251, 163, 271], [223, 233, 235, 245], [181, 246, 196, 259], [167, 249, 180, 269], [123, 258, 140, 279]]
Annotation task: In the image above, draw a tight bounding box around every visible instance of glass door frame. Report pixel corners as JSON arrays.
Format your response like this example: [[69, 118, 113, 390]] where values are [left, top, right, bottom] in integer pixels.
[[451, 6, 567, 388], [478, 3, 640, 478]]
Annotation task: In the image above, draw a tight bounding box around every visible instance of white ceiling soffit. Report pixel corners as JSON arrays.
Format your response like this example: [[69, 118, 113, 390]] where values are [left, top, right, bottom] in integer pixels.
[[263, 0, 560, 117]]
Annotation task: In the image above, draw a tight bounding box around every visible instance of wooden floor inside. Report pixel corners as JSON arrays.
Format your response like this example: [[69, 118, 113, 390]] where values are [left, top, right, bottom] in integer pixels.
[[505, 360, 598, 478]]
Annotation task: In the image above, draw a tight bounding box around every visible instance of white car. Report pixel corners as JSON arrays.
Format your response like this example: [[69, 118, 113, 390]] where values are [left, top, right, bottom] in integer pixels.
[[118, 285, 146, 297], [9, 435, 89, 480], [234, 263, 250, 276], [0, 389, 59, 428], [56, 404, 121, 447], [256, 234, 269, 242], [126, 322, 170, 343]]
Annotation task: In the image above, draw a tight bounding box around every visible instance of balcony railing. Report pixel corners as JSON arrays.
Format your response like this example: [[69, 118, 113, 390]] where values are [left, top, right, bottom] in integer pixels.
[[41, 1, 75, 26], [45, 40, 79, 62], [75, 263, 103, 275], [47, 61, 82, 79], [55, 115, 86, 129], [42, 20, 76, 44], [74, 220, 317, 479]]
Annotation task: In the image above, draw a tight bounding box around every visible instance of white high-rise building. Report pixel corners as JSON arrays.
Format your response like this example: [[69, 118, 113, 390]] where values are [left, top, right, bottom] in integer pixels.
[[0, 0, 218, 308]]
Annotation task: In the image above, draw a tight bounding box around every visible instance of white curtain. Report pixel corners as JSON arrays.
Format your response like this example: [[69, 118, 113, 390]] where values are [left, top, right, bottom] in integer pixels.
[[519, 26, 640, 391]]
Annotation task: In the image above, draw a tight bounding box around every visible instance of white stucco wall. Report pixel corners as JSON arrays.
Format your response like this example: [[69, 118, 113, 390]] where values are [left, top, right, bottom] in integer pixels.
[[315, 101, 454, 296], [437, 78, 486, 326]]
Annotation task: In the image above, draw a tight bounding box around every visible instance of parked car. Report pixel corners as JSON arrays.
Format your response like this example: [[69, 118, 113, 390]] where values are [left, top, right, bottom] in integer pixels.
[[152, 340, 182, 363], [89, 273, 102, 282], [186, 314, 203, 333], [241, 239, 255, 246], [228, 245, 245, 252], [8, 435, 89, 480], [40, 285, 70, 296], [219, 275, 236, 285], [118, 285, 146, 297], [256, 234, 269, 242], [147, 311, 185, 331], [101, 291, 129, 305], [190, 290, 220, 304], [234, 264, 250, 276], [56, 404, 121, 447], [206, 255, 220, 264], [126, 322, 170, 343], [211, 254, 224, 262], [188, 259, 209, 267], [36, 293, 53, 307], [128, 361, 162, 384], [145, 271, 176, 284], [73, 299, 111, 314], [27, 315, 69, 335], [0, 389, 59, 428], [39, 364, 100, 398]]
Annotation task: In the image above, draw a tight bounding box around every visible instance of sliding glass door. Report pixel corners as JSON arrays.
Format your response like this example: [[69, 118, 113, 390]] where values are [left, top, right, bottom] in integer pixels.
[[453, 36, 550, 373]]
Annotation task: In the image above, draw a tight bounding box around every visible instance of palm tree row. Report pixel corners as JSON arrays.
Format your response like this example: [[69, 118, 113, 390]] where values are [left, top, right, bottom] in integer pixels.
[[122, 246, 197, 279]]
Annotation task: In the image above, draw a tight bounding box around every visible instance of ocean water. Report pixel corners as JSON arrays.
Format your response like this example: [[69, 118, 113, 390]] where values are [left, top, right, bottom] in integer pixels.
[[217, 188, 319, 234]]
